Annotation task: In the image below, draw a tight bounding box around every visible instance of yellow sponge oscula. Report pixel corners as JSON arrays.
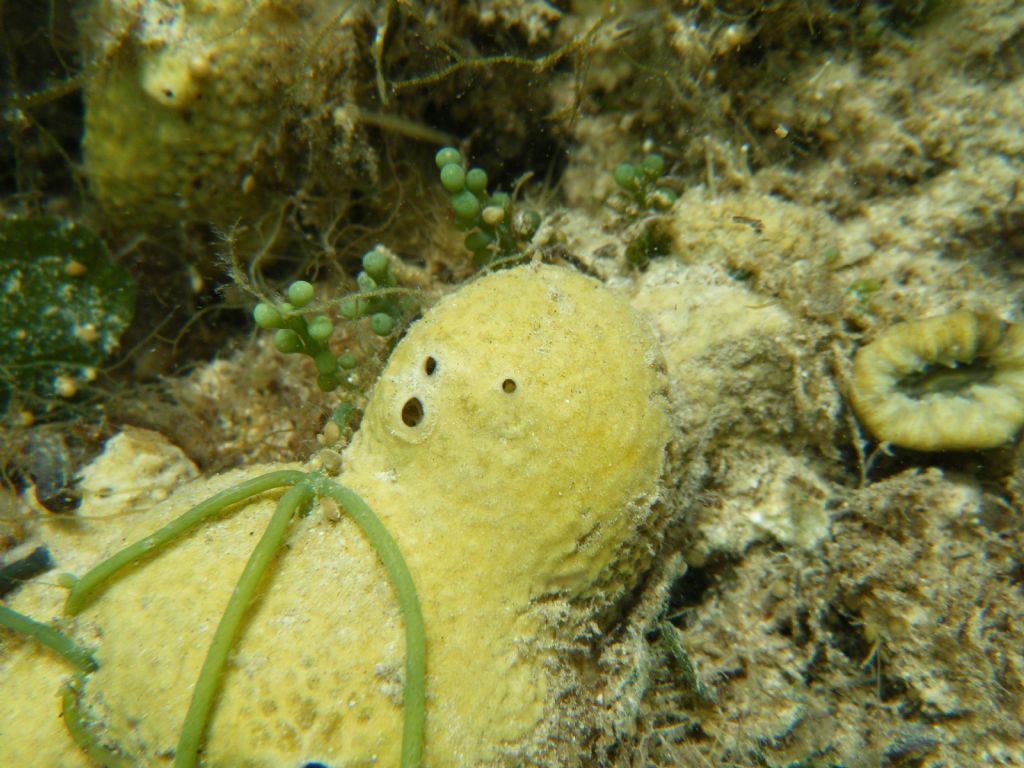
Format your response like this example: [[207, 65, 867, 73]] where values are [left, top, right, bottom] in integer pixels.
[[1, 264, 671, 767], [850, 309, 1024, 451]]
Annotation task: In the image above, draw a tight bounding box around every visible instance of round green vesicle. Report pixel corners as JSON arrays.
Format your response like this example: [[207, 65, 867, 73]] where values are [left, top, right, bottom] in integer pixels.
[[307, 316, 333, 341], [440, 164, 466, 193], [371, 312, 396, 336], [614, 162, 638, 190], [465, 168, 488, 196], [287, 281, 314, 308], [465, 231, 493, 253], [253, 303, 282, 329], [339, 297, 361, 320], [641, 153, 665, 178], [450, 190, 481, 220], [362, 249, 390, 282], [274, 329, 303, 354], [435, 146, 462, 168]]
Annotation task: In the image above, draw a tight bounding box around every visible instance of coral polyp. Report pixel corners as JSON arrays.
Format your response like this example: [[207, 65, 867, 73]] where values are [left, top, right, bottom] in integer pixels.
[[850, 310, 1024, 451]]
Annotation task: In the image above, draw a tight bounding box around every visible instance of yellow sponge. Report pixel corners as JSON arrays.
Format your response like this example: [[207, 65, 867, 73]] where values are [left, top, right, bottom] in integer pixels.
[[81, 0, 358, 226], [1, 264, 670, 766]]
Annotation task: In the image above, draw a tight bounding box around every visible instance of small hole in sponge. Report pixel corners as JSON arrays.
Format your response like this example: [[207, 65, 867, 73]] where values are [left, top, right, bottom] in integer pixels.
[[502, 378, 517, 393], [401, 397, 425, 427], [424, 356, 437, 375]]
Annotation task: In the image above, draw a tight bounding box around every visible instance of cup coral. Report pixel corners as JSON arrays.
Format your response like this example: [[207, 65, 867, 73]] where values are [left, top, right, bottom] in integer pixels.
[[850, 309, 1024, 451]]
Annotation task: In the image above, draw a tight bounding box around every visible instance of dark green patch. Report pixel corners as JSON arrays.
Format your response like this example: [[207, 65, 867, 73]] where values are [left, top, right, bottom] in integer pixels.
[[898, 360, 994, 398], [626, 223, 672, 270], [0, 216, 135, 416]]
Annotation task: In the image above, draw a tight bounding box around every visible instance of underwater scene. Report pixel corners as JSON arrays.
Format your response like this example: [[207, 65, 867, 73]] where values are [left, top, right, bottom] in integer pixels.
[[1, 1, 1023, 766]]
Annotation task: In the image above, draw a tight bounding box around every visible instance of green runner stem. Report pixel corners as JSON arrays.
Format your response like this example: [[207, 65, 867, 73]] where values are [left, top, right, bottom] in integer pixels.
[[65, 470, 308, 615], [175, 481, 313, 768]]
